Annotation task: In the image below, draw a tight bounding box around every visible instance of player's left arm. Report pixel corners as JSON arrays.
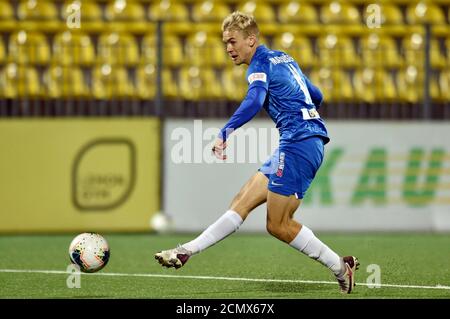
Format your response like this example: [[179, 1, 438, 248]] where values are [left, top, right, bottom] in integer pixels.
[[304, 75, 323, 109]]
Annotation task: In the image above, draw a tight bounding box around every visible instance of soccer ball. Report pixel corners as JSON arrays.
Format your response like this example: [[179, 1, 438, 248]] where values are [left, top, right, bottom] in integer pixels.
[[69, 233, 110, 273]]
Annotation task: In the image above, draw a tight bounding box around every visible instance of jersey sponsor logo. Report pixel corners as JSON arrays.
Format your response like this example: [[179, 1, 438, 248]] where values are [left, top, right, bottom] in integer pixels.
[[269, 55, 294, 65], [301, 108, 321, 120], [248, 72, 267, 84], [276, 152, 285, 177]]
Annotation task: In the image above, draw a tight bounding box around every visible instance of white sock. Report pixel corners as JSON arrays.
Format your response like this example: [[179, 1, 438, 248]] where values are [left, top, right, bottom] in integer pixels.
[[182, 210, 243, 255], [289, 225, 342, 276]]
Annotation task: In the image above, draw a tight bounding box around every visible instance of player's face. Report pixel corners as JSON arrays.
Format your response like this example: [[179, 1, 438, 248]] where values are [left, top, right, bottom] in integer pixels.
[[222, 30, 255, 65]]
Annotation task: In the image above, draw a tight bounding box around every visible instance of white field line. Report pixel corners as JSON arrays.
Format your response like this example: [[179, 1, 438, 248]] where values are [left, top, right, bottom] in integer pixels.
[[0, 268, 449, 290]]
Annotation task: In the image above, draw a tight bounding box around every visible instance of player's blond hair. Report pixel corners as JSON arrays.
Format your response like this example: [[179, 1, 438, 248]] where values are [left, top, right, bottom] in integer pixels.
[[222, 11, 259, 39]]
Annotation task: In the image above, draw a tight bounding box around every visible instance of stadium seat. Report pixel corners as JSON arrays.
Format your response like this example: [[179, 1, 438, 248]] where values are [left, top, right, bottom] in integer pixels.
[[221, 67, 248, 101], [105, 0, 147, 32], [445, 37, 450, 65], [438, 68, 450, 102], [148, 1, 189, 22], [192, 1, 231, 22], [141, 33, 184, 66], [17, 0, 60, 31], [360, 33, 402, 68], [0, 1, 16, 31], [136, 64, 178, 99], [179, 66, 223, 100], [353, 68, 397, 102], [309, 67, 353, 102], [1, 63, 41, 98], [44, 65, 89, 98], [320, 1, 361, 24], [272, 33, 316, 67], [237, 1, 276, 23], [363, 3, 404, 25], [402, 33, 446, 69], [92, 64, 135, 99], [52, 31, 95, 66], [278, 1, 318, 24], [0, 37, 5, 64], [317, 33, 360, 68], [396, 65, 440, 103], [8, 31, 51, 65], [98, 32, 139, 66], [185, 32, 227, 67], [406, 2, 446, 25], [61, 1, 104, 32]]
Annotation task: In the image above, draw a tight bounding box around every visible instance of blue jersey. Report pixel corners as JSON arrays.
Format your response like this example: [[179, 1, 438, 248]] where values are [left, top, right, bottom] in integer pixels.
[[246, 45, 329, 144]]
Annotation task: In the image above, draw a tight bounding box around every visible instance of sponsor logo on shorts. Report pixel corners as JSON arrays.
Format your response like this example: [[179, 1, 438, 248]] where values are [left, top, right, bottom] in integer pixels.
[[276, 152, 285, 177]]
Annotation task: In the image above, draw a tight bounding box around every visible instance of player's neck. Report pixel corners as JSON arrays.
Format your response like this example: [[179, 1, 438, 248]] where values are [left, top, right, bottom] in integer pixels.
[[244, 42, 259, 65]]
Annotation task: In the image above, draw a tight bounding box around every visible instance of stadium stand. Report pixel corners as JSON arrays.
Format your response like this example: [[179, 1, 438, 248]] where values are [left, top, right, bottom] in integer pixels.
[[278, 1, 318, 24], [52, 31, 95, 66], [0, 0, 448, 118]]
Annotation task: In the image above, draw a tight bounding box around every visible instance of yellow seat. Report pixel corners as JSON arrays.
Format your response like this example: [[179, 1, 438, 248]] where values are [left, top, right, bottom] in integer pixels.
[[406, 2, 445, 25], [0, 37, 5, 64], [141, 33, 183, 67], [0, 1, 16, 31], [44, 65, 89, 98], [396, 65, 440, 103], [445, 37, 450, 65], [98, 32, 139, 66], [438, 68, 450, 102], [192, 1, 231, 22], [317, 33, 360, 68], [353, 68, 397, 103], [278, 1, 318, 24], [53, 31, 95, 66], [1, 63, 41, 98], [9, 31, 51, 65], [403, 33, 446, 69], [237, 1, 276, 23], [136, 64, 178, 99], [222, 67, 247, 101], [17, 0, 59, 31], [360, 33, 402, 68], [149, 1, 189, 22], [92, 64, 135, 99], [61, 1, 103, 32], [105, 0, 147, 32], [185, 32, 227, 67], [272, 32, 316, 67], [179, 66, 223, 100], [309, 67, 353, 102], [320, 1, 361, 24]]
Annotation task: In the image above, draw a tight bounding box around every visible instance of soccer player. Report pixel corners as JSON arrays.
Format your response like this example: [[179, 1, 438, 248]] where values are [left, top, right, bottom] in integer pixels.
[[155, 11, 359, 293]]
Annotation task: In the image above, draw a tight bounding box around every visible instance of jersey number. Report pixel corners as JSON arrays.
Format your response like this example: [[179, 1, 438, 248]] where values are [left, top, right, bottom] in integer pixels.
[[287, 64, 313, 105]]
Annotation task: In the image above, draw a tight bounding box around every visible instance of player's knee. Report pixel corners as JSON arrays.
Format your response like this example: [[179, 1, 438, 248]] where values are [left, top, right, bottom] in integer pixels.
[[266, 221, 283, 239]]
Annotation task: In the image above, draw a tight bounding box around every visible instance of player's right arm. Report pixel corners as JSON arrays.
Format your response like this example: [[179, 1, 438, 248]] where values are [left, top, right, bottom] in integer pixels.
[[213, 86, 267, 160]]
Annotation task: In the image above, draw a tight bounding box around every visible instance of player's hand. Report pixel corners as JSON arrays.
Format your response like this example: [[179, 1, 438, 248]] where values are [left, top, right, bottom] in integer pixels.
[[212, 138, 227, 160]]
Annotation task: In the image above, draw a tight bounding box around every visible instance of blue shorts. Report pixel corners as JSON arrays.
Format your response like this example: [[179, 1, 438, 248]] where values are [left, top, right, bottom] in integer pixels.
[[259, 136, 324, 199]]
